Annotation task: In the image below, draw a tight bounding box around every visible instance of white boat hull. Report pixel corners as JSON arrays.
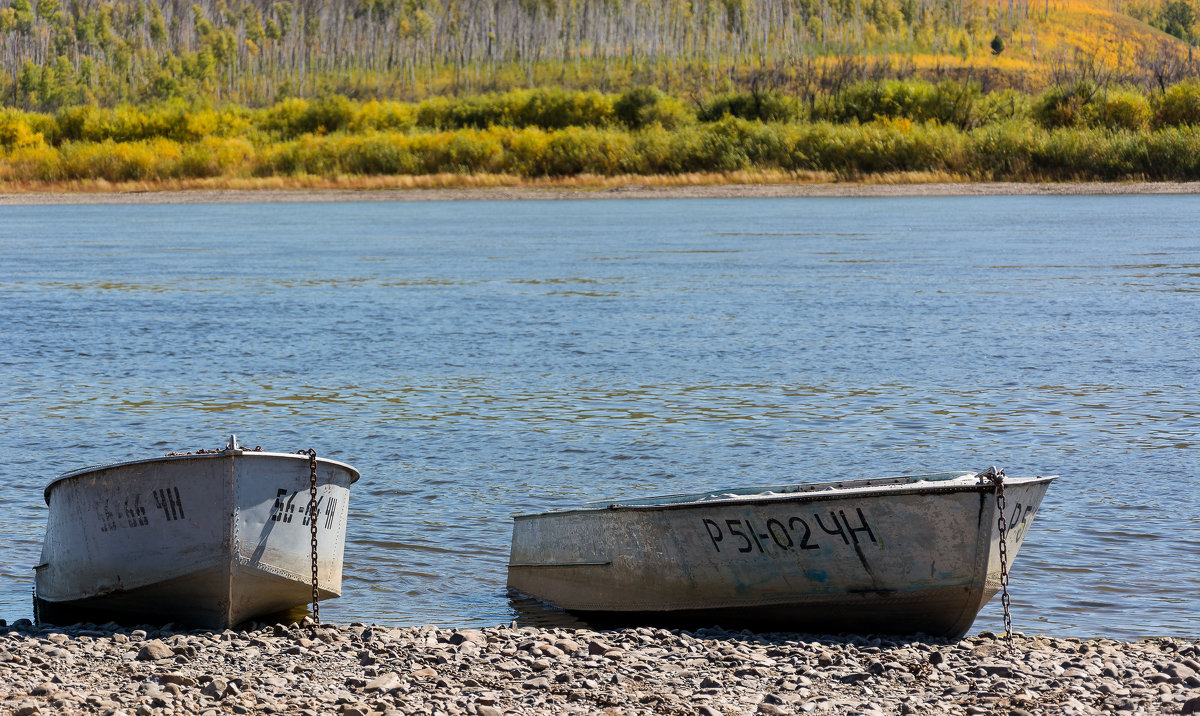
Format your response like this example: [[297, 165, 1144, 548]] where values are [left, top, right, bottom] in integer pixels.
[[35, 443, 357, 629], [508, 471, 1054, 638]]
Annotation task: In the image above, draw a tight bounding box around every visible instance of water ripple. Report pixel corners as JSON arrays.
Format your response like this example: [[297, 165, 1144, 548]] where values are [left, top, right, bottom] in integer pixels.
[[1, 196, 1198, 638]]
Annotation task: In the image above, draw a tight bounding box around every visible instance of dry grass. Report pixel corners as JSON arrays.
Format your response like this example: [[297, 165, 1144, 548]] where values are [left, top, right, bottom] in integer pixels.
[[0, 170, 851, 196], [858, 170, 973, 184]]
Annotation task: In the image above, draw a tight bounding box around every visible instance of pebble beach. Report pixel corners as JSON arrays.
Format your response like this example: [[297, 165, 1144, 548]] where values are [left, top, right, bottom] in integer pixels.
[[1, 618, 1197, 716]]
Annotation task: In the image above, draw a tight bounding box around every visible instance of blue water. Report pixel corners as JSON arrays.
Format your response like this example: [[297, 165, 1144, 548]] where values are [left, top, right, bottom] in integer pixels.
[[2, 195, 1197, 639]]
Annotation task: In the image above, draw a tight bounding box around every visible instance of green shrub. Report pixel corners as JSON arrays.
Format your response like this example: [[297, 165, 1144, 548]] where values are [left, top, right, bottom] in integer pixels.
[[300, 95, 355, 134], [260, 97, 311, 138], [614, 86, 691, 130], [1032, 81, 1097, 128], [515, 88, 615, 129], [1091, 89, 1151, 131], [832, 80, 933, 123], [627, 125, 674, 173], [539, 126, 633, 175], [1155, 81, 1200, 127], [53, 105, 103, 142], [415, 89, 616, 130], [1033, 83, 1151, 131], [662, 117, 755, 172], [258, 96, 355, 138], [975, 89, 1033, 125], [497, 126, 633, 175], [828, 79, 981, 128], [925, 80, 984, 128], [1032, 127, 1119, 179], [698, 91, 804, 122], [1141, 126, 1200, 177], [969, 119, 1043, 178]]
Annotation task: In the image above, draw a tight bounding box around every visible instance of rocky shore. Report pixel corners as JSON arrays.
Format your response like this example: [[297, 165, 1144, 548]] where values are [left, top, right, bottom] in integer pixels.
[[1, 618, 1197, 716]]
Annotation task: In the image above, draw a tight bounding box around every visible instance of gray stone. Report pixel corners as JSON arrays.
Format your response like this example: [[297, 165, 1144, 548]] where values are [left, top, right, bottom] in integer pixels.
[[136, 640, 174, 661], [981, 663, 1014, 677], [159, 673, 199, 687], [449, 630, 487, 647], [366, 672, 402, 692]]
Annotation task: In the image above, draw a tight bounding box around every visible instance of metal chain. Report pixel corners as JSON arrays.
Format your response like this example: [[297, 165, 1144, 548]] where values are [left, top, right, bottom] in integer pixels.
[[304, 448, 320, 626], [984, 466, 1013, 649]]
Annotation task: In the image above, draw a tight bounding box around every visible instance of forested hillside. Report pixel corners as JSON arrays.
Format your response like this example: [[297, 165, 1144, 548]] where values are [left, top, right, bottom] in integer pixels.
[[0, 0, 1194, 110]]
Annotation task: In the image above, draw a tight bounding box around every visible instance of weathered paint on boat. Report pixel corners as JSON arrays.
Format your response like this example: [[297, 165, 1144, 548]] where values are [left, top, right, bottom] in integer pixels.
[[34, 436, 358, 629], [507, 471, 1055, 638]]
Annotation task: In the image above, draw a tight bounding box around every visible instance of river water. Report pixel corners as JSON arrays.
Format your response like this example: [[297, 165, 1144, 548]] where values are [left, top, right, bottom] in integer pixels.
[[1, 195, 1197, 640]]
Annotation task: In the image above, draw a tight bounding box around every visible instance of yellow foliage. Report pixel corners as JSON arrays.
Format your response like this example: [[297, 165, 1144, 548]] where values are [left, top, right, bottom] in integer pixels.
[[180, 136, 257, 177], [0, 113, 46, 149], [874, 116, 914, 134], [350, 101, 416, 132], [1, 143, 63, 181], [58, 138, 184, 181]]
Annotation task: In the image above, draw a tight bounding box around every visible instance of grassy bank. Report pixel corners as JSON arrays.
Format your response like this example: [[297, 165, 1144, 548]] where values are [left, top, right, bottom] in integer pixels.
[[7, 82, 1200, 188]]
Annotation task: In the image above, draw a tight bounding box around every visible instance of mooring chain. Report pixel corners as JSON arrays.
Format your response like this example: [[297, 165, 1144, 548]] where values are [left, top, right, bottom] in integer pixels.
[[300, 448, 321, 626], [982, 466, 1013, 648]]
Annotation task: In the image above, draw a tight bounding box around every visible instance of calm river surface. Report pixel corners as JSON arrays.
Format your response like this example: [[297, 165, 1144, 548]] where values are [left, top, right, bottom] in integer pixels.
[[1, 195, 1198, 640]]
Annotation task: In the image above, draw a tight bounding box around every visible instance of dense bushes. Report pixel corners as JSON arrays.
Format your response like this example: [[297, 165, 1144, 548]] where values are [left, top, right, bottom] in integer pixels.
[[825, 80, 984, 128], [1155, 81, 1200, 127], [697, 91, 805, 123], [8, 80, 1200, 184]]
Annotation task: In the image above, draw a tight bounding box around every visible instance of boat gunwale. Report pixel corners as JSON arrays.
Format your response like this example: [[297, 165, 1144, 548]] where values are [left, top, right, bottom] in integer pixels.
[[43, 450, 361, 504], [511, 474, 1057, 521]]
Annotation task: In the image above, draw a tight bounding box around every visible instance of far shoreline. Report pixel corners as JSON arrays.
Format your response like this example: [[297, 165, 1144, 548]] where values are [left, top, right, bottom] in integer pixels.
[[5, 178, 1200, 205]]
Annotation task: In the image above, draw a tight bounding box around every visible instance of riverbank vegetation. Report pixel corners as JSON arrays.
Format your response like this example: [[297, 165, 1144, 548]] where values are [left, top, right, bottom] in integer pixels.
[[7, 80, 1200, 187]]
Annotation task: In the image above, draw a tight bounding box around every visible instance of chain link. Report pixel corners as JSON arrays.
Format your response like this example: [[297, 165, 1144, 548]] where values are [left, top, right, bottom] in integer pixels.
[[983, 466, 1013, 649], [304, 448, 320, 626]]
